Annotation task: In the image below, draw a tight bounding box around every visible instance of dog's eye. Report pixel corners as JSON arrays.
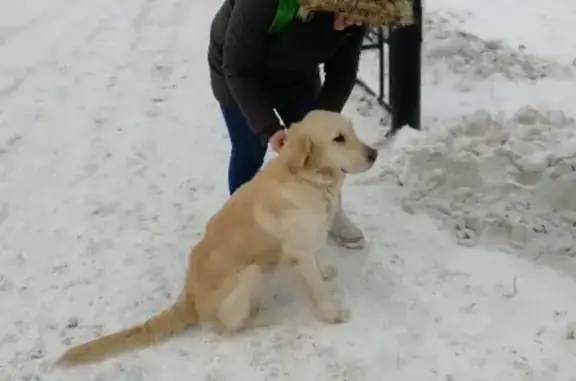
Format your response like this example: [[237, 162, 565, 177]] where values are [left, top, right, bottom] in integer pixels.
[[333, 134, 346, 143]]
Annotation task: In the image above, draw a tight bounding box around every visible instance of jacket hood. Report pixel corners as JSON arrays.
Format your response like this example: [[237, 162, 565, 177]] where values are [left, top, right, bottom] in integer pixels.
[[298, 0, 414, 26]]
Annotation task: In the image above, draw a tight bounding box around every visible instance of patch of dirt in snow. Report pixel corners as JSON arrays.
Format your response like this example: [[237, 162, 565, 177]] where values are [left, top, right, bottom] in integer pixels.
[[382, 106, 576, 275], [423, 11, 575, 83]]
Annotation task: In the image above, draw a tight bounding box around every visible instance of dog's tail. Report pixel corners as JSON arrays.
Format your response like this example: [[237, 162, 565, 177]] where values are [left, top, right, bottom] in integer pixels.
[[55, 293, 198, 366]]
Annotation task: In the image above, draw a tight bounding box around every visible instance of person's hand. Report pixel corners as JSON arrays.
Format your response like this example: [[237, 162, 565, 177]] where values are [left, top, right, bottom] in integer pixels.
[[268, 129, 286, 153]]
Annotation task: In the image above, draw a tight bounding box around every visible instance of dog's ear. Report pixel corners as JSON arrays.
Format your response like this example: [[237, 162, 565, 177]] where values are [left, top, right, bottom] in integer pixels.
[[285, 133, 314, 174]]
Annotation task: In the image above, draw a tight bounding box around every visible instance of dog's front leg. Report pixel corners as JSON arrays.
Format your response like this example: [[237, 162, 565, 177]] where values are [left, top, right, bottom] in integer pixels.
[[285, 249, 349, 324], [320, 264, 336, 281]]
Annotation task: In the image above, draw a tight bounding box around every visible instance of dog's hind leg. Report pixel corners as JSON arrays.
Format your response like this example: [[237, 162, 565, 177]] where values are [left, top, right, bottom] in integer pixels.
[[217, 264, 265, 334]]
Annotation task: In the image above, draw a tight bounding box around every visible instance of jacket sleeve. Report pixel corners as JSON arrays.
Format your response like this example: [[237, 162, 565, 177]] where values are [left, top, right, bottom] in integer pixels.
[[222, 0, 282, 141], [314, 26, 367, 112]]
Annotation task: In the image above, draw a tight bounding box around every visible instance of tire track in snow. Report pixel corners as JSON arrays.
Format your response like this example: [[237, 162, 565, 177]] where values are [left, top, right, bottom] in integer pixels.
[[0, 0, 91, 99], [0, 0, 75, 46]]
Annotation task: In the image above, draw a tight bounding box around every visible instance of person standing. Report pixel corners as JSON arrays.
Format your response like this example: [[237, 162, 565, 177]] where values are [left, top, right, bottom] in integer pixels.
[[207, 0, 408, 249]]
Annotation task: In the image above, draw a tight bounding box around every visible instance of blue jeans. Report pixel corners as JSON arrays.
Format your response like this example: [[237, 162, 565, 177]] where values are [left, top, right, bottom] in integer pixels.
[[220, 101, 312, 195]]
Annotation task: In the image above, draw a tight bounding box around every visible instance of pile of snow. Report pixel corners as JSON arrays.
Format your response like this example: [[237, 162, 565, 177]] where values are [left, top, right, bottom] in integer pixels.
[[423, 12, 575, 82], [385, 106, 576, 268]]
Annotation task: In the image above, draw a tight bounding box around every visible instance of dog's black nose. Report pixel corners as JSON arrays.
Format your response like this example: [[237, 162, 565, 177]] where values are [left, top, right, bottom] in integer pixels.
[[366, 147, 378, 162]]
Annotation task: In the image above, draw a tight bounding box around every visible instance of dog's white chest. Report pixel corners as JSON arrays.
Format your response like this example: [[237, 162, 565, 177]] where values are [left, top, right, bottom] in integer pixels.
[[253, 188, 335, 241]]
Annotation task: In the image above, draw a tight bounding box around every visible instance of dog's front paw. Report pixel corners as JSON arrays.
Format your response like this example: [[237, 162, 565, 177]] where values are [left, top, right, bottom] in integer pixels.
[[320, 265, 336, 281], [316, 301, 351, 324]]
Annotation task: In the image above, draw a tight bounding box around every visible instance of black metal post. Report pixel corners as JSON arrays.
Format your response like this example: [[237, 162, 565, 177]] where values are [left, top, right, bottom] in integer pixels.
[[389, 0, 422, 132]]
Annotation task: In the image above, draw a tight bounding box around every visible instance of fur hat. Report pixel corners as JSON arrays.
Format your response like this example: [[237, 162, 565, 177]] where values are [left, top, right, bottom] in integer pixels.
[[298, 0, 414, 26]]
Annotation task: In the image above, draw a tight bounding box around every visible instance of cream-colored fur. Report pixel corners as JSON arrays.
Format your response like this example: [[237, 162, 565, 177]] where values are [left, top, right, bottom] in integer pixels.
[[55, 110, 378, 366]]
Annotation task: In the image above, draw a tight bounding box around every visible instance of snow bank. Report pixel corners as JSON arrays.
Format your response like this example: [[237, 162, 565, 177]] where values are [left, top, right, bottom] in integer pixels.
[[423, 12, 575, 82], [386, 107, 576, 264]]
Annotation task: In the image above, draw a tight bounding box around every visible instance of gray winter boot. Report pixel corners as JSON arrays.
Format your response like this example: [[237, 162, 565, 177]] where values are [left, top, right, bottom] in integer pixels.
[[328, 193, 365, 249]]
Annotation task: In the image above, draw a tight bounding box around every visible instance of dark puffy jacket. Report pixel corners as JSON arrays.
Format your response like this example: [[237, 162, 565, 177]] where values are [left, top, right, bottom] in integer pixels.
[[208, 0, 366, 140]]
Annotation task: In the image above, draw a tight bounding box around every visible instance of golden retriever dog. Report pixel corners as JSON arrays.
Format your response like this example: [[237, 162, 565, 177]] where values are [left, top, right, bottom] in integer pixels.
[[55, 110, 378, 366]]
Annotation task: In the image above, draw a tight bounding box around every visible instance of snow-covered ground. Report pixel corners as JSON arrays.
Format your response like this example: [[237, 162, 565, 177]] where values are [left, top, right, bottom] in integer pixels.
[[1, 0, 576, 380]]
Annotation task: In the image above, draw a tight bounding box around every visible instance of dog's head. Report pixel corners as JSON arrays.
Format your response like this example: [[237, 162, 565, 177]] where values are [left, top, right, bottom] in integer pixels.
[[282, 110, 378, 178]]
